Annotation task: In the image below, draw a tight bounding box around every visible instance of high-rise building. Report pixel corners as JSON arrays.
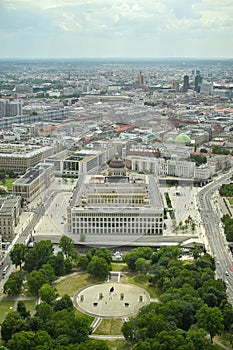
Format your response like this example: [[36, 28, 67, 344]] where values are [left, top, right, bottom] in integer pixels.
[[0, 99, 23, 117], [194, 73, 203, 93], [182, 75, 189, 92], [172, 80, 179, 92], [137, 72, 144, 85]]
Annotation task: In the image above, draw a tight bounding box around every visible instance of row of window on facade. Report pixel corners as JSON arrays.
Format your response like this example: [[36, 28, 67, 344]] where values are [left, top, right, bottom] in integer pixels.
[[72, 217, 163, 222], [73, 228, 163, 235]]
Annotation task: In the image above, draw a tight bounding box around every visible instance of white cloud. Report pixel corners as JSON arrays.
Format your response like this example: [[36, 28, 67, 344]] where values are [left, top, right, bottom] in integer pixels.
[[0, 0, 233, 58]]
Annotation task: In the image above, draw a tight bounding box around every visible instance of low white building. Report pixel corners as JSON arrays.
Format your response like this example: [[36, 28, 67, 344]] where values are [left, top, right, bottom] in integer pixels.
[[129, 156, 195, 178]]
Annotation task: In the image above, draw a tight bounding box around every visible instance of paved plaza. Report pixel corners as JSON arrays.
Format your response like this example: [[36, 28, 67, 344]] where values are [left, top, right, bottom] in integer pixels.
[[73, 281, 150, 318]]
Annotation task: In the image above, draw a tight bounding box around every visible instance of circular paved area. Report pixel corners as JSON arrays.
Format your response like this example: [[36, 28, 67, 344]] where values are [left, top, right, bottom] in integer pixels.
[[73, 282, 150, 318]]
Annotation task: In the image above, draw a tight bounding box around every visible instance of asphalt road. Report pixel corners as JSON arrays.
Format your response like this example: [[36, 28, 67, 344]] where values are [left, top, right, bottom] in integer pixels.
[[198, 171, 233, 302]]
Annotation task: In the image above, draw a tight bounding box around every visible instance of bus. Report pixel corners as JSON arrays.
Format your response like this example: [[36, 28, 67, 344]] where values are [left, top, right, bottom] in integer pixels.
[[2, 265, 9, 276]]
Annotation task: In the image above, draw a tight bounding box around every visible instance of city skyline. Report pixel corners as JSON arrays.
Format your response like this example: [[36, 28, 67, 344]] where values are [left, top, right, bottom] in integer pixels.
[[0, 0, 233, 59]]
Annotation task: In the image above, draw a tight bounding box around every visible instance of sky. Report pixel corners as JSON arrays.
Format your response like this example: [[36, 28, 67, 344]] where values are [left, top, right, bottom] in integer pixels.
[[0, 0, 233, 59]]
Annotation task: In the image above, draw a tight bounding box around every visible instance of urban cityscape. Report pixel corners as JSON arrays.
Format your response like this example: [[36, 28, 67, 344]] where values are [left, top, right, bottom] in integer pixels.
[[0, 56, 232, 349]]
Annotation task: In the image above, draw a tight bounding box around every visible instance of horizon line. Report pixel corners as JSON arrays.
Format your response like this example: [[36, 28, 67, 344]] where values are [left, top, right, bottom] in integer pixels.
[[0, 57, 233, 61]]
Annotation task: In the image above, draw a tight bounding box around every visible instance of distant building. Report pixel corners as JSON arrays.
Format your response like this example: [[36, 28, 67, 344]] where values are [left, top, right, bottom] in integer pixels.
[[62, 145, 122, 178], [183, 75, 189, 92], [0, 143, 54, 173], [137, 72, 144, 86], [0, 99, 23, 117], [194, 73, 203, 93], [200, 81, 213, 95], [208, 155, 231, 173], [194, 164, 213, 181], [14, 84, 33, 94], [129, 156, 195, 178], [0, 195, 21, 242]]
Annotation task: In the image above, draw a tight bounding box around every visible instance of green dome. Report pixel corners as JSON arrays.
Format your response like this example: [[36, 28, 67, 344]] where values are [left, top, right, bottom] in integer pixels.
[[147, 132, 158, 140], [175, 133, 191, 144], [167, 137, 174, 142]]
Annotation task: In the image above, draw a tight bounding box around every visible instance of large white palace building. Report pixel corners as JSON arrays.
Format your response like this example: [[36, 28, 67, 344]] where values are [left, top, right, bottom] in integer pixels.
[[67, 155, 164, 241]]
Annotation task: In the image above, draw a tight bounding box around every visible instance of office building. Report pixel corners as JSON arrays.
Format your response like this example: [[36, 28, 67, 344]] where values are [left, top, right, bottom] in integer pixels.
[[0, 99, 23, 117], [13, 162, 55, 202], [0, 195, 21, 242], [0, 143, 53, 173], [182, 75, 189, 92], [62, 144, 122, 177]]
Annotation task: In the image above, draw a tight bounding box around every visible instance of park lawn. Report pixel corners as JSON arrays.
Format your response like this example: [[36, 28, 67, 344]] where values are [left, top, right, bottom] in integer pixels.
[[0, 300, 15, 324], [229, 199, 233, 206], [0, 178, 16, 190], [22, 300, 37, 315], [94, 318, 124, 335], [216, 334, 232, 349], [111, 262, 128, 272], [55, 273, 102, 297], [105, 339, 131, 350], [121, 273, 160, 298]]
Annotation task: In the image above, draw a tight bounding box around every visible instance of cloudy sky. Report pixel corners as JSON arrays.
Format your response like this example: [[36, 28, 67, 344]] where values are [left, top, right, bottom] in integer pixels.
[[0, 0, 233, 59]]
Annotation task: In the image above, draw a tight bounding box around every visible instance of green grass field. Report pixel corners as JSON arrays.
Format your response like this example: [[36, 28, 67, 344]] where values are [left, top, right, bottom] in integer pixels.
[[0, 300, 15, 324], [22, 299, 37, 315], [105, 339, 131, 350], [94, 318, 124, 335], [0, 178, 16, 190], [111, 262, 128, 272], [55, 273, 103, 297]]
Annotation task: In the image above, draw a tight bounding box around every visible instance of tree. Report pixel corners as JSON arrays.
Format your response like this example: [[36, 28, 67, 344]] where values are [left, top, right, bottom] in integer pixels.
[[221, 301, 233, 332], [17, 301, 30, 319], [191, 222, 196, 232], [123, 247, 153, 271], [40, 263, 56, 283], [190, 154, 207, 166], [59, 235, 74, 258], [39, 284, 58, 305], [186, 327, 209, 350], [53, 294, 74, 312], [24, 240, 53, 272], [34, 330, 56, 349], [1, 312, 27, 342], [6, 330, 56, 350], [4, 271, 24, 296], [27, 270, 48, 295], [192, 245, 204, 259], [64, 257, 73, 274], [94, 248, 112, 264], [196, 304, 224, 343], [76, 339, 110, 350], [78, 255, 89, 270], [200, 148, 208, 153], [10, 243, 27, 270], [86, 247, 112, 265], [45, 309, 91, 344], [35, 303, 54, 323], [87, 256, 110, 280], [6, 330, 35, 350], [49, 251, 65, 276]]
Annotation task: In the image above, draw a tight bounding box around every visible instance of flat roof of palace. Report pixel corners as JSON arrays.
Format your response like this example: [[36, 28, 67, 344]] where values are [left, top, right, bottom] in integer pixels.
[[70, 174, 163, 209]]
